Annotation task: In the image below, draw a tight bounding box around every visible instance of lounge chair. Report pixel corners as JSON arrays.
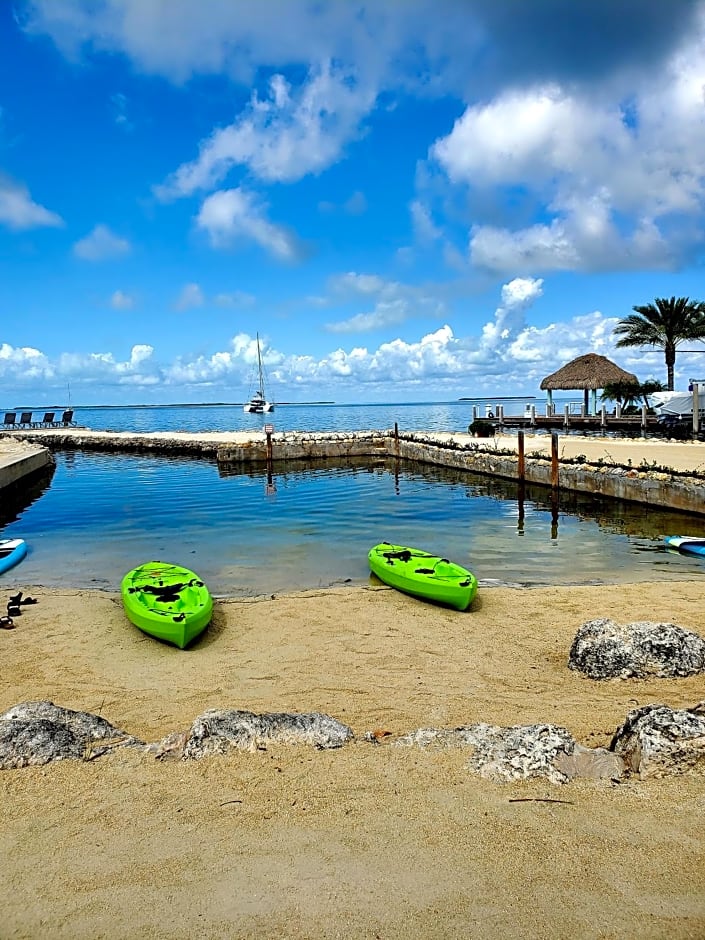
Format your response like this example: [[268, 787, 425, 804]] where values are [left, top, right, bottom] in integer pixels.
[[18, 411, 32, 428], [37, 411, 55, 428], [2, 412, 17, 429], [59, 409, 75, 427]]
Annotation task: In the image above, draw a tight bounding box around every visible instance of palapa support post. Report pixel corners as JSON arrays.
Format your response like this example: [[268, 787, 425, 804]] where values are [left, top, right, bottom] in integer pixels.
[[641, 403, 648, 436], [563, 405, 570, 428], [693, 384, 700, 438], [550, 431, 560, 537]]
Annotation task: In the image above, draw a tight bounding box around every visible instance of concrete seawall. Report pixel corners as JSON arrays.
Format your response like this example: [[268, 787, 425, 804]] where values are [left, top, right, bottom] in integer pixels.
[[0, 439, 55, 493], [3, 427, 705, 516]]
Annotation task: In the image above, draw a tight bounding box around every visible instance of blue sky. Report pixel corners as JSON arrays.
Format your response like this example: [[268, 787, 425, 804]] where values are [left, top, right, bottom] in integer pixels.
[[3, 0, 705, 406]]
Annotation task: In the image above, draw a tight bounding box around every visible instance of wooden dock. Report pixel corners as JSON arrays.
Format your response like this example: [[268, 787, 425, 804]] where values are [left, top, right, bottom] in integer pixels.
[[492, 414, 662, 433]]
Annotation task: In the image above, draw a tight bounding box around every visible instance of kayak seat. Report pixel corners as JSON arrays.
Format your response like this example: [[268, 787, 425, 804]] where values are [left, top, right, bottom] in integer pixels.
[[383, 550, 412, 562], [415, 567, 436, 574]]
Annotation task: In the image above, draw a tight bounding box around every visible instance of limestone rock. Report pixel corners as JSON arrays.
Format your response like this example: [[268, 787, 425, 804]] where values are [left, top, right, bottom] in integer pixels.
[[610, 702, 705, 778], [569, 618, 705, 679], [0, 700, 143, 769], [395, 722, 625, 784], [181, 709, 354, 759]]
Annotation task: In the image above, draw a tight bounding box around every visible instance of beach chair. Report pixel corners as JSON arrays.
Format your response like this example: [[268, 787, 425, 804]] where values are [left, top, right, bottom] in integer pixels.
[[37, 411, 55, 428], [2, 412, 17, 429], [59, 409, 75, 427], [18, 411, 32, 428]]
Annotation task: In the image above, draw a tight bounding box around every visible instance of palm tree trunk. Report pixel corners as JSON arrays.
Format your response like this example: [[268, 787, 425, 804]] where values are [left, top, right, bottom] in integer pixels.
[[665, 343, 676, 391]]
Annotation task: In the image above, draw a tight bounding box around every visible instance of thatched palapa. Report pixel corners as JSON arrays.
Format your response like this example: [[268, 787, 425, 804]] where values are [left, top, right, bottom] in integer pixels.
[[540, 353, 638, 414]]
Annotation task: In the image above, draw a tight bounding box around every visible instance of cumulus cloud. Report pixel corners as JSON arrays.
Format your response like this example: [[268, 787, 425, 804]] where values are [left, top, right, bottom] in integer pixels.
[[0, 176, 63, 230], [195, 187, 304, 260], [73, 224, 131, 261], [324, 272, 447, 333], [428, 25, 705, 274], [481, 277, 544, 349], [156, 62, 376, 197], [22, 1, 697, 95]]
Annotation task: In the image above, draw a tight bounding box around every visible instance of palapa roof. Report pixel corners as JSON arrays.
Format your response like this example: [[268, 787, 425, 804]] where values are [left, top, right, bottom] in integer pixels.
[[540, 353, 638, 391]]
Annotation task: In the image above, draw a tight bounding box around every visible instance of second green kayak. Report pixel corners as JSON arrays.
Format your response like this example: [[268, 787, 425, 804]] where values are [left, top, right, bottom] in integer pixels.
[[368, 542, 478, 611], [121, 561, 213, 649]]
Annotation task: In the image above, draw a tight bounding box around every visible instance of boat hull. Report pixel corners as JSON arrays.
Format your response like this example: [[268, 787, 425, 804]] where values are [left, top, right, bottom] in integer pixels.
[[0, 538, 27, 575], [121, 561, 213, 648], [663, 536, 705, 557], [368, 542, 477, 611]]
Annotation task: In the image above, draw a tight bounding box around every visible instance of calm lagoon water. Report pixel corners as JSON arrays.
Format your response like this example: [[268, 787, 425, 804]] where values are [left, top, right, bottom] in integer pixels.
[[2, 446, 704, 595]]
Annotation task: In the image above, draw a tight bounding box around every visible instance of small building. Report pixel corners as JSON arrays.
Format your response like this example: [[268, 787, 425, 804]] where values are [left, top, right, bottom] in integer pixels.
[[540, 354, 638, 415]]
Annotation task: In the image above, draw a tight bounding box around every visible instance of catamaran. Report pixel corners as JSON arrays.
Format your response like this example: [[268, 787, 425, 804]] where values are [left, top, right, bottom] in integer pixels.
[[244, 333, 274, 413]]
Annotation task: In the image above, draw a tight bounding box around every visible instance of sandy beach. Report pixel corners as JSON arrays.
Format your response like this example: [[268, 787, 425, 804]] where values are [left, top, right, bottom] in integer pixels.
[[1, 577, 705, 938]]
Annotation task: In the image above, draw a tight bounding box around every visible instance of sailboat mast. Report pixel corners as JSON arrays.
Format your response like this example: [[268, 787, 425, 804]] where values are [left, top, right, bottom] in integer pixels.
[[256, 333, 264, 392]]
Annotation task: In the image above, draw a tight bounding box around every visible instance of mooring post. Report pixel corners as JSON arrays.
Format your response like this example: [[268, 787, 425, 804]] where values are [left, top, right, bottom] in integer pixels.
[[264, 423, 275, 493], [551, 432, 559, 490], [394, 421, 399, 457], [517, 429, 525, 483]]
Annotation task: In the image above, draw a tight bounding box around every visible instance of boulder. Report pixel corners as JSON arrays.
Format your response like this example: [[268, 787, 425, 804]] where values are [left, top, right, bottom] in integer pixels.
[[610, 702, 705, 778], [180, 709, 354, 759], [395, 722, 625, 784], [568, 618, 705, 679], [0, 700, 143, 769]]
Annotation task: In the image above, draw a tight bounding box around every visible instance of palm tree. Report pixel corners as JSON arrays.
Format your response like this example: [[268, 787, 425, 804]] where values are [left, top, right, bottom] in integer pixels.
[[600, 379, 664, 412], [613, 296, 705, 391]]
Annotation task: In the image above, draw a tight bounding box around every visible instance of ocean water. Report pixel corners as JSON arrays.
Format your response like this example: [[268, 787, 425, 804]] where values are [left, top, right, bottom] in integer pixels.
[[67, 399, 552, 435], [1, 443, 703, 595]]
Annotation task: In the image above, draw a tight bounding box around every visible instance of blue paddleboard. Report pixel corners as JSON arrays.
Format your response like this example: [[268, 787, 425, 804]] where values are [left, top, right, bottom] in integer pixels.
[[0, 539, 27, 575], [663, 535, 705, 557]]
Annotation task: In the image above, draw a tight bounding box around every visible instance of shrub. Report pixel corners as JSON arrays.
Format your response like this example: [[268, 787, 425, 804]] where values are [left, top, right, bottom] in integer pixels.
[[468, 419, 494, 437]]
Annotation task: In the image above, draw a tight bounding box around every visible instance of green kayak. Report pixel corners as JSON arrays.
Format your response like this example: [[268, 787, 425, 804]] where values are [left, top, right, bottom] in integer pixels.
[[368, 542, 478, 611], [121, 561, 213, 649]]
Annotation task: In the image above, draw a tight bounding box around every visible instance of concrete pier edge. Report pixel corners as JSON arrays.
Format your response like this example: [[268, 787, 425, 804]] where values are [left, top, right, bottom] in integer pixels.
[[2, 427, 705, 515]]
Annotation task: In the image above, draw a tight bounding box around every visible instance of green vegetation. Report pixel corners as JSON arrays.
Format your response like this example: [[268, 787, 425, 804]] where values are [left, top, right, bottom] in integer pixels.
[[600, 378, 664, 413], [613, 296, 705, 390]]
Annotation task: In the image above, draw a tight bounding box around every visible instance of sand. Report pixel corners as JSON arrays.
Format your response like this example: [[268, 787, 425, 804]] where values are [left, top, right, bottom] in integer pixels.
[[1, 578, 705, 939]]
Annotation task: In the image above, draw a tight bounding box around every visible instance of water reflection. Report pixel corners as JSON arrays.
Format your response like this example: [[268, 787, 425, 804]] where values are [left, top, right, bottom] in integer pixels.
[[4, 452, 705, 593]]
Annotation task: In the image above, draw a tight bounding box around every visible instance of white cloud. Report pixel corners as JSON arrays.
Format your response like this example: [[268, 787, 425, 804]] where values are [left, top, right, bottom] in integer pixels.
[[175, 282, 205, 310], [0, 176, 63, 230], [481, 277, 544, 349], [73, 224, 131, 261], [110, 290, 135, 310], [195, 187, 304, 260], [326, 300, 410, 334], [324, 272, 447, 333], [156, 62, 377, 197]]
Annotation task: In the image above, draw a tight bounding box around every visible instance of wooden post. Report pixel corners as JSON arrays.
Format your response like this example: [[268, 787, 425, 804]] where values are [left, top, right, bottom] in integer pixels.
[[517, 430, 525, 482], [529, 405, 536, 427], [551, 432, 559, 490], [264, 424, 275, 494], [600, 406, 607, 428], [563, 405, 570, 428], [394, 421, 399, 457], [641, 403, 648, 433]]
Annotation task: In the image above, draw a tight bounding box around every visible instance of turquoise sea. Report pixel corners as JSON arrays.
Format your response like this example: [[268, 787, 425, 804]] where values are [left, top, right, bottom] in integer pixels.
[[2, 401, 704, 594]]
